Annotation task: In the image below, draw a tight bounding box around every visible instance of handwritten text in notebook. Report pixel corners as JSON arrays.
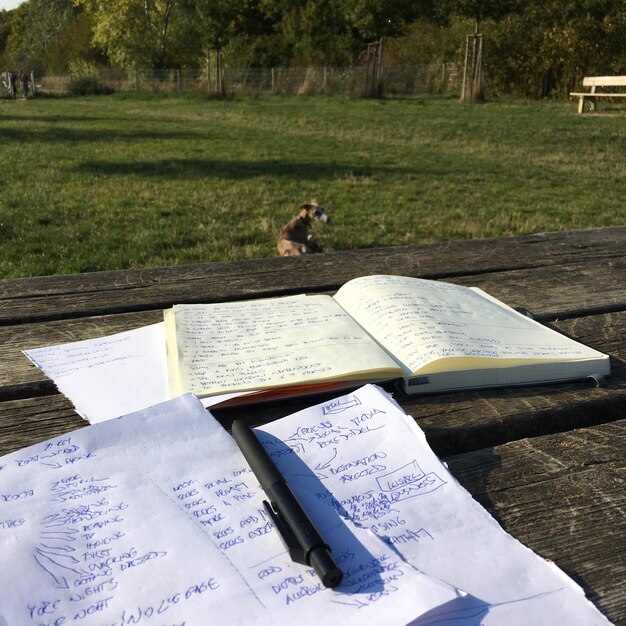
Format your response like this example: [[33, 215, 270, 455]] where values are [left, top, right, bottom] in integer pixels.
[[167, 295, 399, 395], [334, 275, 595, 373]]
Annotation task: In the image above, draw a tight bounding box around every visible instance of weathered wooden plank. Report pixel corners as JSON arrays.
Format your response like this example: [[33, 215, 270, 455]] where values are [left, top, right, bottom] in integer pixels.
[[582, 76, 626, 87], [449, 259, 626, 321], [444, 419, 626, 625], [0, 262, 623, 394], [213, 312, 626, 454], [570, 92, 626, 97], [0, 395, 85, 456], [3, 256, 622, 325], [0, 226, 623, 457], [217, 360, 626, 457], [411, 313, 626, 454], [1, 312, 623, 457], [2, 369, 624, 460], [0, 227, 624, 323]]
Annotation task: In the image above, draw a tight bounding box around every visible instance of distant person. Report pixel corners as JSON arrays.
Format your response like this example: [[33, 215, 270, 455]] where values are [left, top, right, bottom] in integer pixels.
[[20, 71, 29, 99], [10, 72, 17, 99]]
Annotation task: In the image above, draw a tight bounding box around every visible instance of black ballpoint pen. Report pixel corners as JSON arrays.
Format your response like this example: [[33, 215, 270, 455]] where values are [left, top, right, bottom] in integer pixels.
[[231, 420, 343, 588]]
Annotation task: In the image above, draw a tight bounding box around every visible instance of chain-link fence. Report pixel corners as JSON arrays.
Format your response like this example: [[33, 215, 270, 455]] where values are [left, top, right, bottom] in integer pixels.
[[30, 64, 461, 98]]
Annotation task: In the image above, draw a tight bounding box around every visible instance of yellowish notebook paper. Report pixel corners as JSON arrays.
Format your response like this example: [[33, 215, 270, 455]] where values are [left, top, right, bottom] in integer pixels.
[[165, 294, 402, 399], [333, 275, 610, 393], [165, 276, 610, 400]]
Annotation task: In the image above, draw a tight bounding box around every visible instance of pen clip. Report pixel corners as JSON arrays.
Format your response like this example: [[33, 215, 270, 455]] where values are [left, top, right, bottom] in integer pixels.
[[263, 500, 308, 565]]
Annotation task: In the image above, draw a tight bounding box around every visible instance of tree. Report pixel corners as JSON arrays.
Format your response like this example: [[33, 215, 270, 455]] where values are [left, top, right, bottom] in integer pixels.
[[437, 0, 522, 33], [1, 3, 29, 68], [485, 0, 626, 97], [336, 0, 432, 96], [0, 11, 13, 65], [435, 0, 522, 100], [257, 0, 357, 66], [177, 0, 242, 95], [79, 0, 182, 70], [45, 10, 106, 73], [221, 1, 283, 68], [339, 0, 424, 42], [22, 0, 75, 59], [180, 0, 239, 49]]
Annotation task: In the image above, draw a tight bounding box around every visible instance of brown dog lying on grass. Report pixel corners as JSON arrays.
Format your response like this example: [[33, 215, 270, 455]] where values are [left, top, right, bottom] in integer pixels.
[[277, 200, 330, 256]]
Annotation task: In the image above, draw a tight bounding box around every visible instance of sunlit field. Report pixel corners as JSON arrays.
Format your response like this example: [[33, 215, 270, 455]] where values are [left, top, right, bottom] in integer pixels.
[[1, 92, 624, 277]]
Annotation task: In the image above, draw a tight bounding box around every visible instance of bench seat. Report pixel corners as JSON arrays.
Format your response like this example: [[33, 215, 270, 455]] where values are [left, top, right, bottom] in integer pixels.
[[570, 76, 626, 113]]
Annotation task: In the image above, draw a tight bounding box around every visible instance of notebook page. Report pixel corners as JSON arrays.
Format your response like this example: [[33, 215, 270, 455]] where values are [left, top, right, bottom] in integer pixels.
[[334, 275, 606, 375], [165, 295, 401, 396]]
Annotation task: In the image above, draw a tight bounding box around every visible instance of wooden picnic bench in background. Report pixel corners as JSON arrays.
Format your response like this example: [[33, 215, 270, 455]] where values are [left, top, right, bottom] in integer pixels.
[[0, 226, 624, 623], [570, 75, 626, 113]]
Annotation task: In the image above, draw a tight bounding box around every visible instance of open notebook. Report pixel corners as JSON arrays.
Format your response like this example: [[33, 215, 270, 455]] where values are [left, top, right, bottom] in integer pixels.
[[164, 275, 609, 403]]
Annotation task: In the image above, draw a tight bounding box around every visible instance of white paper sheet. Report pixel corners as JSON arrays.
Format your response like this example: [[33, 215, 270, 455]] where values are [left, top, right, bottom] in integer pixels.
[[256, 384, 613, 626], [23, 324, 244, 423], [23, 323, 169, 423], [0, 394, 470, 626]]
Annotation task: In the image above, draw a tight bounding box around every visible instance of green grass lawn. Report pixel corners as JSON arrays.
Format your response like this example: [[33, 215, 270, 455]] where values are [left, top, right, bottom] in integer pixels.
[[0, 92, 624, 278]]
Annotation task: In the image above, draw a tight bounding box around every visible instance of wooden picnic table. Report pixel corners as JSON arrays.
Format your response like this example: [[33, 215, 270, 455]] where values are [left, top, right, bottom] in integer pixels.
[[0, 226, 624, 624]]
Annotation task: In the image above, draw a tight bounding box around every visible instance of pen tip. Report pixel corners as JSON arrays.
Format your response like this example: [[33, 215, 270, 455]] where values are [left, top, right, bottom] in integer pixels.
[[322, 567, 343, 589], [310, 547, 343, 588]]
